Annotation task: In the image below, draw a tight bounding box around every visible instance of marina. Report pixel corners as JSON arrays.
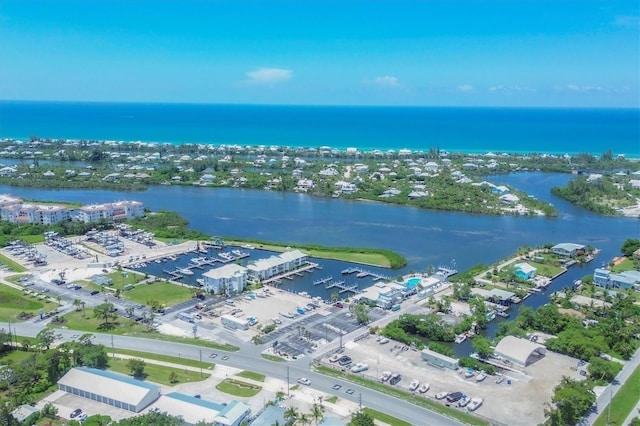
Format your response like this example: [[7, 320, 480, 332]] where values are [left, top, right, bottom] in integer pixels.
[[341, 266, 390, 281]]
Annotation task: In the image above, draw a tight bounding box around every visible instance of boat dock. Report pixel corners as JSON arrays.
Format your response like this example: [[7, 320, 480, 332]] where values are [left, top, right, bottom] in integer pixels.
[[263, 262, 321, 285], [325, 280, 360, 294], [436, 266, 458, 279], [163, 269, 184, 280], [341, 267, 389, 281], [313, 276, 333, 286]]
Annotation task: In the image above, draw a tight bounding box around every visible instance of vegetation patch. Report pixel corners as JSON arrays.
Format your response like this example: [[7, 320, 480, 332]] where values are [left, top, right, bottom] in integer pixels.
[[127, 211, 209, 241], [113, 349, 213, 370], [108, 358, 210, 386], [594, 366, 640, 426], [215, 378, 262, 397], [325, 396, 338, 404], [123, 280, 194, 306], [236, 371, 266, 382], [225, 238, 406, 269], [313, 364, 488, 426], [362, 408, 413, 426], [0, 285, 56, 322], [0, 254, 27, 272], [526, 261, 564, 278], [261, 353, 286, 362]]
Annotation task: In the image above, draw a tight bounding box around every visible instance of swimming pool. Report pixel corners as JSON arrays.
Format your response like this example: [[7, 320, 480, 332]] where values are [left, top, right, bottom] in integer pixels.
[[406, 277, 422, 289]]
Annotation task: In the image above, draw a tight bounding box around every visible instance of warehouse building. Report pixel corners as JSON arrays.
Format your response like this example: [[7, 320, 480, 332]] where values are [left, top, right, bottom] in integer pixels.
[[57, 366, 160, 412], [494, 336, 547, 367]]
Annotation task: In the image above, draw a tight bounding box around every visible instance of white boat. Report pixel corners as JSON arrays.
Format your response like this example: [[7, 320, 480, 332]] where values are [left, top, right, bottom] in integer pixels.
[[178, 268, 194, 276], [476, 372, 487, 382], [458, 396, 471, 408], [467, 397, 483, 411], [381, 371, 392, 382], [196, 278, 204, 286], [435, 391, 449, 400], [454, 334, 466, 344], [418, 383, 430, 393], [464, 369, 475, 379], [408, 379, 420, 391]]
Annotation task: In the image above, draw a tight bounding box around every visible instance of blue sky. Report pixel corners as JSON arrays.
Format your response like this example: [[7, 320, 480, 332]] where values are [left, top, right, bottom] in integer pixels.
[[0, 0, 638, 106]]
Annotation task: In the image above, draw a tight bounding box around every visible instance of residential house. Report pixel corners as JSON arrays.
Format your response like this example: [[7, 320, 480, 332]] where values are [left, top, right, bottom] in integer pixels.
[[551, 243, 585, 257], [514, 262, 537, 280]]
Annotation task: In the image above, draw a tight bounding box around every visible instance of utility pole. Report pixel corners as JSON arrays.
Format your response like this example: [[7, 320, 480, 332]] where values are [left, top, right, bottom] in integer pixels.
[[359, 393, 362, 410], [199, 349, 203, 378], [286, 366, 290, 397], [111, 333, 115, 358], [7, 322, 12, 348]]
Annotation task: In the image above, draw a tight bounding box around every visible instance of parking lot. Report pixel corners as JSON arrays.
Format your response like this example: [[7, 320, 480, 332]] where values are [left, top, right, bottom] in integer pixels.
[[321, 334, 586, 426]]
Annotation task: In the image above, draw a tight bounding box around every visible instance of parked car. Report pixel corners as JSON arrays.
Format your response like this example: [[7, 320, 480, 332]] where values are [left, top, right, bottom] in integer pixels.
[[435, 391, 449, 400], [446, 391, 463, 403], [409, 379, 420, 391], [381, 371, 392, 382], [329, 354, 341, 363], [297, 377, 311, 386], [389, 373, 402, 385], [90, 290, 99, 295], [378, 337, 390, 344], [467, 397, 484, 411], [350, 363, 369, 373], [70, 408, 83, 419], [338, 356, 352, 366]]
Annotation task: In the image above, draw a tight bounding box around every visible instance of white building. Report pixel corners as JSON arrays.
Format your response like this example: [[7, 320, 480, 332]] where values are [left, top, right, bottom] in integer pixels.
[[202, 263, 248, 295], [0, 202, 69, 225], [78, 200, 144, 223], [246, 250, 308, 281], [57, 367, 160, 412]]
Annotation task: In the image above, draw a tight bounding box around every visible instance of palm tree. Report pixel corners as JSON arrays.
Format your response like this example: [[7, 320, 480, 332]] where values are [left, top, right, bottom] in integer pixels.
[[311, 403, 325, 425], [284, 407, 299, 424], [297, 413, 310, 426], [73, 299, 83, 311]]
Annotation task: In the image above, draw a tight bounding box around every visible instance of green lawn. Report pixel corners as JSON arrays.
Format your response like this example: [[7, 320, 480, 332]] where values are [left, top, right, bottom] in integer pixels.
[[215, 378, 262, 397], [611, 258, 637, 273], [108, 358, 210, 386], [261, 353, 286, 362], [363, 408, 413, 426], [594, 366, 640, 426], [527, 261, 565, 278], [325, 396, 338, 404], [0, 253, 27, 272], [53, 309, 148, 334], [0, 348, 35, 364], [113, 349, 214, 370], [314, 365, 488, 426], [125, 332, 240, 352], [123, 281, 194, 306], [236, 371, 266, 382], [105, 271, 145, 289], [0, 284, 56, 322]]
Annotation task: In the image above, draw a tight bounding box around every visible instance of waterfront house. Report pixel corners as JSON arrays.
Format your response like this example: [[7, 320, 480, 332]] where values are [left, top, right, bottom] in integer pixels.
[[203, 264, 248, 295], [593, 268, 639, 290], [246, 250, 308, 281], [499, 194, 520, 204], [551, 243, 585, 257], [514, 262, 537, 280]]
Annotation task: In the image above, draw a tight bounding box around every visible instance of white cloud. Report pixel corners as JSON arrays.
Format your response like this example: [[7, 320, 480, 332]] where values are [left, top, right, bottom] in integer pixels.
[[458, 84, 475, 93], [244, 68, 292, 85], [369, 75, 400, 88], [561, 84, 609, 93], [489, 85, 536, 93]]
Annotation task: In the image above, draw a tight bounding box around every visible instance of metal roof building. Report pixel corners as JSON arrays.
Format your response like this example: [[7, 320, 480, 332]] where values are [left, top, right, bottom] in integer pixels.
[[494, 336, 547, 367], [150, 393, 251, 426], [57, 366, 160, 412]]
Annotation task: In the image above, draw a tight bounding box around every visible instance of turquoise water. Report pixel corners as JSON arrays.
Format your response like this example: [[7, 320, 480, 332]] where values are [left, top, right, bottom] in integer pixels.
[[406, 277, 421, 289], [1, 101, 638, 157]]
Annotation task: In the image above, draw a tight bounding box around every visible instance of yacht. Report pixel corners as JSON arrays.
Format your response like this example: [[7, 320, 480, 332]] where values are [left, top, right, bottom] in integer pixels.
[[178, 268, 194, 276], [458, 396, 471, 408], [476, 372, 487, 382], [418, 383, 430, 393], [454, 334, 467, 344]]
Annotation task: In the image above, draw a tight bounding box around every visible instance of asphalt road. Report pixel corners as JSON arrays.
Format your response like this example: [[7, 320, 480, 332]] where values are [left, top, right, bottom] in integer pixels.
[[12, 322, 461, 426]]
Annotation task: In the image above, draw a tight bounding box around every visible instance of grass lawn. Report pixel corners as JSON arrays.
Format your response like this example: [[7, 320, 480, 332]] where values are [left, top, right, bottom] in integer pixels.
[[611, 258, 637, 273], [105, 271, 145, 290], [17, 235, 45, 245], [0, 348, 35, 364], [215, 378, 262, 397], [53, 309, 148, 334], [527, 261, 565, 278], [594, 366, 640, 426], [0, 284, 56, 322], [0, 253, 27, 272], [236, 371, 266, 382], [125, 332, 240, 352], [261, 353, 286, 362], [113, 349, 214, 370], [363, 408, 413, 426], [225, 240, 392, 268], [314, 365, 488, 426], [123, 281, 194, 306], [325, 396, 338, 404], [108, 357, 210, 386]]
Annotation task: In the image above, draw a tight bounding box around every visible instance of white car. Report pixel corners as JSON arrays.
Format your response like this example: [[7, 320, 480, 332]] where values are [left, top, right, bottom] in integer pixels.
[[378, 337, 390, 344], [409, 379, 420, 391], [418, 383, 430, 393], [329, 354, 341, 363], [435, 391, 449, 400], [297, 377, 311, 386]]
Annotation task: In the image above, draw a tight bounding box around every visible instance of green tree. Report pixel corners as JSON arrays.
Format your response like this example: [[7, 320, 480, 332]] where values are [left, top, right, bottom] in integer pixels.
[[169, 371, 179, 384], [41, 402, 58, 418], [284, 406, 299, 424], [621, 238, 640, 257], [127, 358, 146, 379], [36, 328, 59, 351], [311, 403, 325, 425], [472, 336, 494, 359], [93, 301, 118, 328], [549, 377, 595, 426], [587, 357, 622, 382], [348, 411, 375, 426], [352, 303, 370, 325]]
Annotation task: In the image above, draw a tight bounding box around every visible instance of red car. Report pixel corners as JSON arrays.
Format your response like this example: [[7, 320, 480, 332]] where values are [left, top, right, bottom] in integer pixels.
[[333, 302, 344, 308]]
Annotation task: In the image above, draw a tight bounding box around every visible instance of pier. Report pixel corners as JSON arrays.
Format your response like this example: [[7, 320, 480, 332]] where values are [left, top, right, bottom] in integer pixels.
[[262, 262, 320, 285], [341, 267, 390, 281], [436, 266, 458, 278], [325, 280, 360, 294], [313, 276, 333, 286]]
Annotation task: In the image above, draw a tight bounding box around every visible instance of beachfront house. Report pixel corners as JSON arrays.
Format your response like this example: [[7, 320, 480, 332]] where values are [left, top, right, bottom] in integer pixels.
[[593, 268, 640, 290], [202, 264, 248, 295], [514, 262, 537, 280], [551, 243, 585, 257]]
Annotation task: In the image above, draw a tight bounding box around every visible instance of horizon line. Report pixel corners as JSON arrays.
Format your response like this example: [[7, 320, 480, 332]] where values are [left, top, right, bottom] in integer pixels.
[[1, 99, 638, 110]]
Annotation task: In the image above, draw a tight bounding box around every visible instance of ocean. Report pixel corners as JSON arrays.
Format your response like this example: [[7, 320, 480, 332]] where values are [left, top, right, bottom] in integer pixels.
[[0, 101, 638, 157]]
